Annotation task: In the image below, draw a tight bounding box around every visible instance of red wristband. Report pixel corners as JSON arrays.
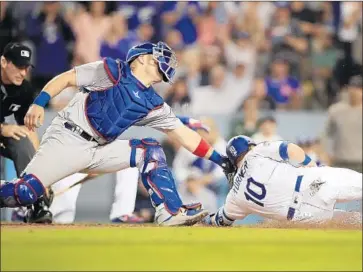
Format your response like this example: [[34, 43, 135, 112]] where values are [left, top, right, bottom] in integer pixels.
[[193, 138, 210, 158]]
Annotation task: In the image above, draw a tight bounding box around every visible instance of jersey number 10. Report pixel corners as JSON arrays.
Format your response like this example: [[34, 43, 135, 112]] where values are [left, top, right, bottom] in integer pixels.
[[244, 178, 266, 207]]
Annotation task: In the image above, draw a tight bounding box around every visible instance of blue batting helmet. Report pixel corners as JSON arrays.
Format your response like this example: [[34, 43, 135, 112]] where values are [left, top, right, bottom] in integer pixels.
[[226, 135, 256, 165], [126, 41, 177, 83]]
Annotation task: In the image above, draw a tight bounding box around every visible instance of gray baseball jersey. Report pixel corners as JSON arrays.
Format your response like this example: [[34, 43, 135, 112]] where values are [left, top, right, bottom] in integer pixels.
[[58, 61, 183, 142], [23, 61, 183, 187]]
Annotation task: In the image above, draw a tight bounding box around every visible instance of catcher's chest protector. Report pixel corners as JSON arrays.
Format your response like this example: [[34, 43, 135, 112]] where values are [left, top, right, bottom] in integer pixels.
[[85, 58, 164, 142]]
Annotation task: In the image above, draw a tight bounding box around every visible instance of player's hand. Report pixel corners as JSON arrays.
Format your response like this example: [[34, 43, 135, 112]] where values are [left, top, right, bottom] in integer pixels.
[[0, 124, 30, 140], [24, 104, 45, 131], [221, 156, 236, 188]]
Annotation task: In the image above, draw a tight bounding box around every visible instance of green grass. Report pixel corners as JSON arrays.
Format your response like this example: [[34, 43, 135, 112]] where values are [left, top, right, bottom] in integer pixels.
[[1, 226, 362, 271]]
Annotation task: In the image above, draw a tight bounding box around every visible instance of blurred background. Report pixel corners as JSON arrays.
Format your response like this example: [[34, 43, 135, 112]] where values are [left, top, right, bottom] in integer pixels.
[[1, 1, 362, 224]]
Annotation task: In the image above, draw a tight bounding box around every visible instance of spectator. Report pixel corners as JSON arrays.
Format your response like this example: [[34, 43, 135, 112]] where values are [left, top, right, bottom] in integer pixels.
[[179, 171, 218, 214], [197, 2, 218, 47], [254, 58, 302, 110], [290, 1, 321, 38], [160, 1, 202, 46], [72, 1, 111, 64], [191, 64, 233, 115], [164, 76, 191, 113], [235, 2, 270, 52], [116, 2, 159, 32], [251, 116, 283, 144], [199, 45, 223, 86], [220, 30, 256, 78], [178, 47, 202, 90], [229, 97, 259, 138], [26, 2, 75, 94], [100, 12, 135, 61], [165, 29, 184, 52], [268, 6, 308, 79], [322, 75, 362, 173], [338, 2, 362, 62], [297, 137, 330, 166], [0, 1, 21, 54], [311, 31, 340, 107]]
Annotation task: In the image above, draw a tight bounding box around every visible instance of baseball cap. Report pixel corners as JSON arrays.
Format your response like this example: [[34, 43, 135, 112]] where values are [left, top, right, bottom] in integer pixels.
[[348, 75, 362, 88], [2, 42, 34, 68]]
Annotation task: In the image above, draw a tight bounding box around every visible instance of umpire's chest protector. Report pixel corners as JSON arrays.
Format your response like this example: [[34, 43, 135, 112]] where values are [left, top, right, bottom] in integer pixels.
[[85, 58, 164, 142]]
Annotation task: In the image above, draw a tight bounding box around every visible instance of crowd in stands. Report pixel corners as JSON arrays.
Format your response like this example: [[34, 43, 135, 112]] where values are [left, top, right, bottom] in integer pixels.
[[1, 1, 362, 221]]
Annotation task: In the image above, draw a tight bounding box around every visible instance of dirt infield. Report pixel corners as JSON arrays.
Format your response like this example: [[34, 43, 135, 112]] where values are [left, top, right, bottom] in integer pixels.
[[1, 218, 361, 230]]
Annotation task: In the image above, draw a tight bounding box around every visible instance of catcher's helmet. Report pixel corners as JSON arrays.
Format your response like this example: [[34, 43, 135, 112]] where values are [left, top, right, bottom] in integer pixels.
[[126, 41, 177, 83], [226, 135, 256, 165]]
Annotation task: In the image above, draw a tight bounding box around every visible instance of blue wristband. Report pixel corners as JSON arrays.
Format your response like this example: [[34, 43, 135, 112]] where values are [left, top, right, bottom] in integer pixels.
[[33, 91, 51, 108], [302, 154, 312, 166], [209, 150, 223, 166]]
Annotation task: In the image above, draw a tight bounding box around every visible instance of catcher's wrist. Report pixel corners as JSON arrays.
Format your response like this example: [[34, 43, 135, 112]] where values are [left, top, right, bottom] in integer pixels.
[[33, 91, 51, 108]]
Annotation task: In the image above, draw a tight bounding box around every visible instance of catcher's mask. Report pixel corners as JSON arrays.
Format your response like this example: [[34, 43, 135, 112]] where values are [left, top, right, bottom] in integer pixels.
[[126, 41, 177, 84]]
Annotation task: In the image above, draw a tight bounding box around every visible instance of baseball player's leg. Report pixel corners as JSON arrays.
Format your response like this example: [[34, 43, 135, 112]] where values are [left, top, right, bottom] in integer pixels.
[[86, 137, 209, 226], [109, 168, 139, 221], [0, 136, 35, 176], [49, 173, 87, 224], [209, 192, 248, 226], [315, 167, 362, 204], [0, 120, 95, 208]]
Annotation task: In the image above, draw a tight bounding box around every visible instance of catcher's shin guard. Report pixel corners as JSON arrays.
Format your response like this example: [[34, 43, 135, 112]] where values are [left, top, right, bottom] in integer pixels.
[[0, 174, 45, 208], [130, 138, 184, 215]]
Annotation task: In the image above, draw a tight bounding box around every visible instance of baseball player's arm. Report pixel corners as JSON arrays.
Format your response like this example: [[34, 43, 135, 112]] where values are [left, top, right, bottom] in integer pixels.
[[165, 125, 226, 166], [24, 69, 77, 130], [25, 61, 113, 130], [285, 143, 317, 167], [139, 103, 233, 172], [256, 141, 317, 167]]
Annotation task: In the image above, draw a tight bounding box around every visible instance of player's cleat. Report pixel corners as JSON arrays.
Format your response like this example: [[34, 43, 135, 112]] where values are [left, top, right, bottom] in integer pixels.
[[111, 214, 145, 224], [23, 196, 53, 224], [155, 203, 209, 226], [24, 206, 53, 224]]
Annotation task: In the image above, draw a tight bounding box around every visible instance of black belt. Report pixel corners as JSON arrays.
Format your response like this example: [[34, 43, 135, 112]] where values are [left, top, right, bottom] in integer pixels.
[[287, 175, 303, 221], [64, 122, 97, 142]]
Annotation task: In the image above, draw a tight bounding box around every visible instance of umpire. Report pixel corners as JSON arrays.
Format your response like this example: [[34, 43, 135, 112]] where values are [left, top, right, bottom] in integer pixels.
[[0, 42, 52, 223], [0, 42, 37, 176]]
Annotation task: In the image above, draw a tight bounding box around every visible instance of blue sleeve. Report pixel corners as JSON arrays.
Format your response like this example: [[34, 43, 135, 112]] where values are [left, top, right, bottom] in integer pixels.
[[278, 141, 289, 161], [289, 77, 300, 91], [161, 1, 177, 13], [177, 116, 190, 125]]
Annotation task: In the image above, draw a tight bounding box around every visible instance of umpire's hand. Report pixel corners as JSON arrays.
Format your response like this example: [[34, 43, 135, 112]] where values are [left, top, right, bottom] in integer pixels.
[[24, 104, 45, 131], [0, 124, 30, 140]]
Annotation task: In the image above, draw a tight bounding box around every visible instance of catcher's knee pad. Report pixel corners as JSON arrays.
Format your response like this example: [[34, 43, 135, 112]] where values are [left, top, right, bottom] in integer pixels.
[[129, 138, 183, 215], [0, 174, 45, 208]]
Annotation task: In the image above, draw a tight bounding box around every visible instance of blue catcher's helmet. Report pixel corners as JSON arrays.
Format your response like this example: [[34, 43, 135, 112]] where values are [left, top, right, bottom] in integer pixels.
[[226, 135, 256, 165], [126, 41, 177, 84]]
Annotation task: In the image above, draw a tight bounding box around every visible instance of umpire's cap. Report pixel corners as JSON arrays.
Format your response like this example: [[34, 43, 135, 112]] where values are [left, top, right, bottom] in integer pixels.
[[2, 42, 34, 68]]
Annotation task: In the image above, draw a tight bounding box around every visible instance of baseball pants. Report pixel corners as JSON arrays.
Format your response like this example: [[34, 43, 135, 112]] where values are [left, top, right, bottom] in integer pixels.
[[50, 168, 139, 223]]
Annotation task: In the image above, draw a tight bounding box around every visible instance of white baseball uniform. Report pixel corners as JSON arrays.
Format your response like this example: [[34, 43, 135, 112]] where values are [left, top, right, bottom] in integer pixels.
[[23, 61, 183, 188], [49, 168, 139, 223], [220, 141, 362, 223]]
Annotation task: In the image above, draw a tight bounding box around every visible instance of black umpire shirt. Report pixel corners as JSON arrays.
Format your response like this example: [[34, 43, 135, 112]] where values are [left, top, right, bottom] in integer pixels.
[[0, 78, 36, 126]]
